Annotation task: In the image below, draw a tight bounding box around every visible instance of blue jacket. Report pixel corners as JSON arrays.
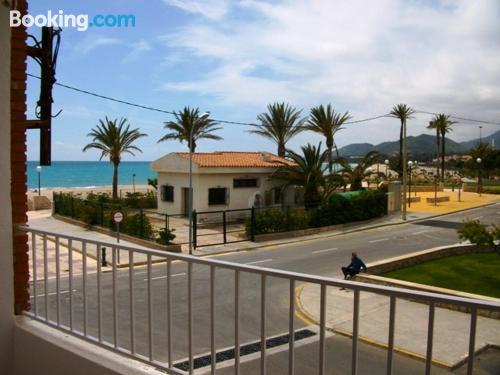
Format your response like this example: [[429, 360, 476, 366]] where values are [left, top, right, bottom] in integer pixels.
[[348, 257, 367, 273]]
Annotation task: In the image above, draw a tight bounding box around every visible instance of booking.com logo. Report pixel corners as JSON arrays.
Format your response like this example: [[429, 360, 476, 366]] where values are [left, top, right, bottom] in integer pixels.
[[10, 10, 136, 31]]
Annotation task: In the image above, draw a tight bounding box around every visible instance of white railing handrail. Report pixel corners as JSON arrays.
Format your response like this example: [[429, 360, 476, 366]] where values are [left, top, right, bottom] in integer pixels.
[[20, 225, 500, 312], [21, 225, 500, 375]]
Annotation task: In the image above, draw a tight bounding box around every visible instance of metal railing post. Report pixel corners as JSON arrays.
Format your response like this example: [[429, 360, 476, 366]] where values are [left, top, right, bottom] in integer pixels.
[[100, 203, 104, 226], [139, 209, 144, 239], [251, 206, 256, 242], [286, 205, 291, 231], [193, 210, 197, 249], [222, 210, 227, 244], [101, 247, 107, 267]]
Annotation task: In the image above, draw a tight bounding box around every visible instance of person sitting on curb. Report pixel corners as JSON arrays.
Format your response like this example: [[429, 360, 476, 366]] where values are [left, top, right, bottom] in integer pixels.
[[341, 252, 367, 279]]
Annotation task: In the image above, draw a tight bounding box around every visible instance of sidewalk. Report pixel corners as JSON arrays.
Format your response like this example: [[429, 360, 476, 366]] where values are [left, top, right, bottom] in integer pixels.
[[28, 211, 161, 268], [297, 275, 500, 368]]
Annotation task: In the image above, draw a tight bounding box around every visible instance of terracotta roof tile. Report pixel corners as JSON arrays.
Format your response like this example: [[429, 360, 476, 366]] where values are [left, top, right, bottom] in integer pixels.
[[175, 151, 295, 168]]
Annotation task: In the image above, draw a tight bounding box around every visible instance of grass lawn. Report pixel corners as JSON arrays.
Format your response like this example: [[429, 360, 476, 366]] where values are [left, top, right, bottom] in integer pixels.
[[382, 253, 500, 298]]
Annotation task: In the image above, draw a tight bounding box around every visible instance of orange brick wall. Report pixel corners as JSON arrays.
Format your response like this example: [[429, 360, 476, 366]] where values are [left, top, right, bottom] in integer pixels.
[[11, 0, 29, 314]]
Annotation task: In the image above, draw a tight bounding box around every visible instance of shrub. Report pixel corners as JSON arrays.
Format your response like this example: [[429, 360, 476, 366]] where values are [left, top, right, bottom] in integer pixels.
[[458, 220, 500, 253], [248, 189, 388, 235], [121, 212, 154, 240], [124, 191, 157, 209], [156, 228, 176, 245]]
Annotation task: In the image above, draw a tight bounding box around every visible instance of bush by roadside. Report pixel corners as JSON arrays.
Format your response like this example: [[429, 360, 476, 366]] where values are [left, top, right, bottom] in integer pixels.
[[247, 190, 388, 236], [54, 192, 175, 244]]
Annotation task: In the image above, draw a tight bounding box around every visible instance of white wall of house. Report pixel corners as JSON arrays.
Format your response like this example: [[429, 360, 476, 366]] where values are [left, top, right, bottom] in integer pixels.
[[156, 170, 294, 215], [152, 154, 295, 215], [0, 6, 14, 374]]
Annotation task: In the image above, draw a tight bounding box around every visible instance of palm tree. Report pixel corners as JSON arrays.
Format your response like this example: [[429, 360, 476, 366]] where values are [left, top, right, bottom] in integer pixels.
[[158, 107, 221, 152], [336, 151, 381, 191], [389, 104, 415, 177], [273, 143, 339, 209], [83, 117, 147, 199], [427, 119, 441, 180], [250, 102, 306, 157], [305, 104, 352, 173], [430, 114, 457, 182]]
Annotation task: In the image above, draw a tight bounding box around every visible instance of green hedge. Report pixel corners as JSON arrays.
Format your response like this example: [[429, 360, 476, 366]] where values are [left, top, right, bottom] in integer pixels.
[[54, 193, 175, 244], [247, 190, 387, 236]]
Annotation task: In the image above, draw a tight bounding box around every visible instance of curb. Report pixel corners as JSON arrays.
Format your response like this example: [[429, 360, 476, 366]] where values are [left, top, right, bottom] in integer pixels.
[[199, 201, 498, 258]]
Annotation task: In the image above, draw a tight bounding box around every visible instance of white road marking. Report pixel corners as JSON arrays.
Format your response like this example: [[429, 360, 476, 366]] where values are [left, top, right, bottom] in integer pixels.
[[145, 273, 186, 281], [245, 259, 273, 265], [472, 216, 483, 220], [312, 248, 338, 254], [368, 238, 389, 243], [412, 230, 433, 235]]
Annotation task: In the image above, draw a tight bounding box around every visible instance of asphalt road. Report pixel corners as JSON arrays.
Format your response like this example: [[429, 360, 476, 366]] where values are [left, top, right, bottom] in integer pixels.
[[32, 203, 500, 374]]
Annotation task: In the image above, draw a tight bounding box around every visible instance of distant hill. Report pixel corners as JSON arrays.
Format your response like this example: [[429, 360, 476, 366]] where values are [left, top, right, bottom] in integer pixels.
[[459, 130, 500, 150], [338, 130, 500, 157]]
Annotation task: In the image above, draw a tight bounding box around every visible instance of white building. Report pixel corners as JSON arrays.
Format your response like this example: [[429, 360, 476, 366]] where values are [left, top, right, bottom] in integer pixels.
[[151, 151, 296, 215]]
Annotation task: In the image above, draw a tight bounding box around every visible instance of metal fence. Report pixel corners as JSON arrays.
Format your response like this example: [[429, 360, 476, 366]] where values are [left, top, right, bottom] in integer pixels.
[[22, 226, 500, 375], [193, 208, 255, 248]]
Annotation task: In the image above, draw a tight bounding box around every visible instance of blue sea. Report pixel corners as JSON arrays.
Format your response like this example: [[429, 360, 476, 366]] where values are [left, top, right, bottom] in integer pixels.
[[27, 161, 156, 189]]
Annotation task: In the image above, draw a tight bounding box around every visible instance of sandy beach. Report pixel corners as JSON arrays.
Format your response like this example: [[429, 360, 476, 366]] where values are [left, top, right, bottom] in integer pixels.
[[27, 184, 153, 202]]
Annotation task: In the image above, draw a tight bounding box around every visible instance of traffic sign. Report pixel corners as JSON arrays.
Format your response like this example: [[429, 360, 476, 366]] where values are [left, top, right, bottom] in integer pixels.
[[113, 211, 124, 223]]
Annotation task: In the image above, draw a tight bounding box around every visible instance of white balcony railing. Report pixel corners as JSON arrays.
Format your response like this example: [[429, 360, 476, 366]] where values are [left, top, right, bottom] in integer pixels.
[[20, 226, 500, 375]]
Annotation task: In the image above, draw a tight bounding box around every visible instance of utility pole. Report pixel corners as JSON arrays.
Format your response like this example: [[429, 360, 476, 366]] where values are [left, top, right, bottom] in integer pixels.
[[26, 26, 61, 166]]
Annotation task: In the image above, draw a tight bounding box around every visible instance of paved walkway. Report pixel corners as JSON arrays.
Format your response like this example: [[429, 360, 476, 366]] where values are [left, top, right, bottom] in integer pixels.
[[298, 273, 500, 368], [28, 211, 163, 269], [406, 191, 498, 215]]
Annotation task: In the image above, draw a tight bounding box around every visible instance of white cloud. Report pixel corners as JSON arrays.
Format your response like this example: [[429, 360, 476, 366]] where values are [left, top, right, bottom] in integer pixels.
[[159, 0, 500, 144], [162, 0, 231, 20], [75, 36, 124, 55], [123, 40, 153, 63]]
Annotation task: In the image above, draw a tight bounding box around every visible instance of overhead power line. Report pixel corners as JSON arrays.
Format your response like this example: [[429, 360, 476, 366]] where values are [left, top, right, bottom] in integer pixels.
[[415, 110, 500, 126], [28, 73, 500, 127]]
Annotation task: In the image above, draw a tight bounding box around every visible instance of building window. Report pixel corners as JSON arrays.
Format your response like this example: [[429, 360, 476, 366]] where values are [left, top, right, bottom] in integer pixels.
[[160, 185, 174, 202], [208, 187, 227, 205], [233, 178, 258, 188]]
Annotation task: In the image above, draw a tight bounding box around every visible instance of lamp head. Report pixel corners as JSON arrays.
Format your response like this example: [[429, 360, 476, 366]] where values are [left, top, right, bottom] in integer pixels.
[[36, 165, 42, 173], [476, 157, 482, 164]]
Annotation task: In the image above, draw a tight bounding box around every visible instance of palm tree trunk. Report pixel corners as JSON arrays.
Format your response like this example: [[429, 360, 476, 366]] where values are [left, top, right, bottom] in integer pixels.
[[441, 133, 445, 183], [112, 162, 119, 199], [189, 139, 196, 152], [278, 143, 286, 158], [326, 140, 333, 174], [399, 121, 403, 177]]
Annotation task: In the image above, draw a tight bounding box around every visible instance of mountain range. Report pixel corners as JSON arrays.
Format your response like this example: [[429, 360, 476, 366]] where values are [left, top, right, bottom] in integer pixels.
[[338, 130, 499, 157]]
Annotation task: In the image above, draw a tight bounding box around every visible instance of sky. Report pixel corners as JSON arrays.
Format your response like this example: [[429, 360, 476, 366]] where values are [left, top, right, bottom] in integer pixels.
[[25, 0, 500, 161]]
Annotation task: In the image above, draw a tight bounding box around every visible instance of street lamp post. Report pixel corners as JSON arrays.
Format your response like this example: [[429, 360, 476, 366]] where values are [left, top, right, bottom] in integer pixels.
[[132, 173, 136, 193], [407, 161, 413, 207], [476, 157, 482, 197], [188, 112, 210, 255], [402, 119, 408, 220], [36, 165, 42, 196]]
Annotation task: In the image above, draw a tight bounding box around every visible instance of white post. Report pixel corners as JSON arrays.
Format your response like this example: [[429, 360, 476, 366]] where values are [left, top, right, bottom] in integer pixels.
[[188, 127, 194, 255], [402, 120, 407, 220]]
